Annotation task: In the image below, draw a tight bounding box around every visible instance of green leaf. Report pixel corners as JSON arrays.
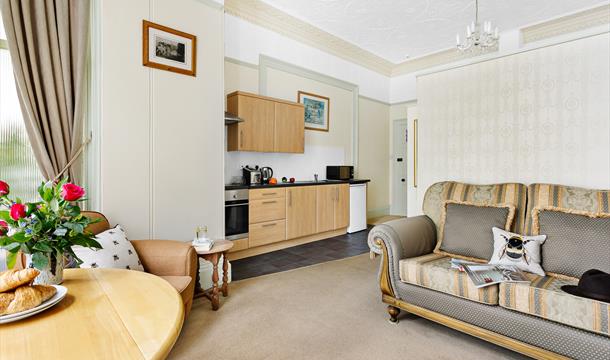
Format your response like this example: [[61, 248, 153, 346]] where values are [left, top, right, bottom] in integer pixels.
[[6, 251, 17, 269], [32, 252, 49, 270], [4, 242, 21, 251], [12, 232, 27, 242], [0, 211, 10, 221], [33, 242, 53, 253]]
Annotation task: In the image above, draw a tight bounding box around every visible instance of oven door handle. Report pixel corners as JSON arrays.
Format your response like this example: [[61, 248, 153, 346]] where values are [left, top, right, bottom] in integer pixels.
[[225, 203, 248, 207]]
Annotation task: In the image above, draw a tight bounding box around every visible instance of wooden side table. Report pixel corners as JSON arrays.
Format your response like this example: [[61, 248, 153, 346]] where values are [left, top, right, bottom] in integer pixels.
[[194, 239, 234, 310]]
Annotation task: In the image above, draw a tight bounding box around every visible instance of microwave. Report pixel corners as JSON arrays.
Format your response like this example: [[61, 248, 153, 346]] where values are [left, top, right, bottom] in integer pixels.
[[326, 166, 354, 180]]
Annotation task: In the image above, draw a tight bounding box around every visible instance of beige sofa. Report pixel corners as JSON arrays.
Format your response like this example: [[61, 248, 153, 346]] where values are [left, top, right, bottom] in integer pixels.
[[369, 182, 610, 360]]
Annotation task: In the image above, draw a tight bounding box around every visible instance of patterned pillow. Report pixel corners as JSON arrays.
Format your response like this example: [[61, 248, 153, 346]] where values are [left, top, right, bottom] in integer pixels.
[[489, 227, 546, 276], [72, 225, 144, 271], [435, 200, 516, 262], [532, 206, 610, 279]]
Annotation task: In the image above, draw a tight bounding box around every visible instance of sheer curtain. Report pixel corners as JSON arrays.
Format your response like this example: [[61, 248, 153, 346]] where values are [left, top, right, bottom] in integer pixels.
[[0, 12, 42, 202]]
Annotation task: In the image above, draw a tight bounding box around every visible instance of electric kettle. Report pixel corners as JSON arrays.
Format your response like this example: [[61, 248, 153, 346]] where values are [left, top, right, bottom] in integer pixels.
[[261, 167, 274, 184]]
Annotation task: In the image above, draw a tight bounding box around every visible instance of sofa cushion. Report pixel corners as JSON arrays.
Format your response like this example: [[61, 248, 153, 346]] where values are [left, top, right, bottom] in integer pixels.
[[435, 201, 515, 262], [73, 225, 145, 271], [532, 206, 610, 279], [423, 182, 528, 235], [500, 274, 610, 337], [524, 183, 610, 235], [399, 253, 499, 305], [489, 227, 546, 276]]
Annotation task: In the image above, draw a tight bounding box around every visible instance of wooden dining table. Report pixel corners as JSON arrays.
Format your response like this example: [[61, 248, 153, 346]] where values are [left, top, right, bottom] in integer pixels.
[[0, 268, 184, 360]]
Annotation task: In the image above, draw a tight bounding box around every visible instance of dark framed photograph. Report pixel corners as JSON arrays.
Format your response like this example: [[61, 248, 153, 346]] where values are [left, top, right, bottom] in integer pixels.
[[142, 20, 196, 76], [297, 91, 330, 132]]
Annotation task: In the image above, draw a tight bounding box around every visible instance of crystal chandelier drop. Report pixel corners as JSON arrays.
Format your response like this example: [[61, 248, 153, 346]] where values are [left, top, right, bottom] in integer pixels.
[[456, 0, 499, 53]]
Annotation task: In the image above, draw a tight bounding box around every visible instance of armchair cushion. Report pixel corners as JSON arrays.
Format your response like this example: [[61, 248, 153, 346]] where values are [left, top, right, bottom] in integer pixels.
[[72, 225, 144, 271], [130, 240, 197, 278]]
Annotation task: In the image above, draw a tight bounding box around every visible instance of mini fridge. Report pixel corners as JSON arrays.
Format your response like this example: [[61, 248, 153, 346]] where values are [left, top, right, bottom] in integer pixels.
[[347, 183, 367, 233]]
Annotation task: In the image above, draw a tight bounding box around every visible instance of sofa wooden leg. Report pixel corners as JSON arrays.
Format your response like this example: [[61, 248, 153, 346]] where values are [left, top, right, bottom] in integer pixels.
[[387, 305, 400, 323]]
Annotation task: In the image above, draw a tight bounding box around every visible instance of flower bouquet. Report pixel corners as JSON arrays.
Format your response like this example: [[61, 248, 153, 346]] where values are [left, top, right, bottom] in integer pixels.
[[0, 179, 102, 284]]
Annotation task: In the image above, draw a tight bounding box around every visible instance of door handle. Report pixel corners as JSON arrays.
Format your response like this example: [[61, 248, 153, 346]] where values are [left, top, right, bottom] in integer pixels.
[[262, 201, 277, 204], [288, 191, 292, 207], [262, 223, 277, 228], [401, 179, 406, 182], [262, 193, 277, 196], [240, 130, 244, 147]]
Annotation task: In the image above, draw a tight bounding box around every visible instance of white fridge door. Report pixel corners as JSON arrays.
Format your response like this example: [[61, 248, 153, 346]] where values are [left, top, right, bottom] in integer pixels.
[[348, 184, 367, 233]]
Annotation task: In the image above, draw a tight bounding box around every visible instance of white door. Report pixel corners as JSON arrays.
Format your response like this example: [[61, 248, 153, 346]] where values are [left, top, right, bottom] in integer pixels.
[[391, 119, 408, 216]]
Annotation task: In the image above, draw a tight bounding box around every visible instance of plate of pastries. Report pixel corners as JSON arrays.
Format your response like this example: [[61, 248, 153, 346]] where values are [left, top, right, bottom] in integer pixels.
[[0, 268, 67, 324]]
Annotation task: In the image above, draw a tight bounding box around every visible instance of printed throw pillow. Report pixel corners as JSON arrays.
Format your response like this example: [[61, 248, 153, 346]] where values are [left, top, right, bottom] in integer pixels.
[[489, 227, 546, 276], [72, 225, 144, 271]]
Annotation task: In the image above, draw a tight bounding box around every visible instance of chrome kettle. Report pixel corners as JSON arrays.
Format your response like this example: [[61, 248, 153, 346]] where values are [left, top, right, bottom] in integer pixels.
[[261, 167, 273, 184]]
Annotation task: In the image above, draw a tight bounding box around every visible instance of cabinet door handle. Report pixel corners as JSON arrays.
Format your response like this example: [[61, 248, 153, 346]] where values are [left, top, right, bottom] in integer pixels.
[[288, 191, 292, 207], [262, 201, 277, 204], [240, 130, 244, 147], [335, 187, 339, 202], [262, 192, 277, 196], [262, 223, 277, 227]]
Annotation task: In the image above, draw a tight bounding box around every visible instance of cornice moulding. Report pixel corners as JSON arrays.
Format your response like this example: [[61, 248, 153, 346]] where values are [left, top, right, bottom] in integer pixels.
[[521, 4, 610, 44], [225, 0, 610, 78], [224, 0, 393, 76]]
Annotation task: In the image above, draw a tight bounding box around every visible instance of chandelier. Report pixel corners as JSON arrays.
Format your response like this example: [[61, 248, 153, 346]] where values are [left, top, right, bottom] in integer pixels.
[[456, 0, 499, 53]]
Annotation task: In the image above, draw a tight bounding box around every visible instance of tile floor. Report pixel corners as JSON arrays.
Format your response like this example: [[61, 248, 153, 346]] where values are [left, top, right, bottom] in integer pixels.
[[231, 227, 372, 280]]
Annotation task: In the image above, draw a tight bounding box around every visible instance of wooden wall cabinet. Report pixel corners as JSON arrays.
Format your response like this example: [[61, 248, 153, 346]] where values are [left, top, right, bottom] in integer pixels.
[[316, 184, 350, 232], [227, 91, 304, 153], [286, 186, 317, 239]]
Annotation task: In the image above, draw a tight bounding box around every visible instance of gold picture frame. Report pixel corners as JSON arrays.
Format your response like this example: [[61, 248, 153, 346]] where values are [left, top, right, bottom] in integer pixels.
[[297, 91, 330, 132], [143, 20, 197, 76]]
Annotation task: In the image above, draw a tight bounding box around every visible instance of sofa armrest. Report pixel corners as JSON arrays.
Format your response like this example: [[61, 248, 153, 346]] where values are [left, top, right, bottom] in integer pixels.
[[368, 216, 437, 258], [368, 216, 437, 299], [131, 240, 198, 279]]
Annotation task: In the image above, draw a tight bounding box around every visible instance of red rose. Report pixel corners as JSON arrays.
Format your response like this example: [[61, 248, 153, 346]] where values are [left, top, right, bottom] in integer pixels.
[[10, 203, 26, 221], [0, 181, 9, 196], [61, 183, 85, 201], [0, 220, 8, 236]]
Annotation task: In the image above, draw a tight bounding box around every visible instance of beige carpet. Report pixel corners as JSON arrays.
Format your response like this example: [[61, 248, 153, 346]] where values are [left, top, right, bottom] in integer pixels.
[[169, 254, 527, 360]]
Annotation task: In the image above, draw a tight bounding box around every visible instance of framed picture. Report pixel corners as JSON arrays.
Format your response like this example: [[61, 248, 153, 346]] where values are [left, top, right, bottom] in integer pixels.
[[143, 20, 197, 76], [298, 91, 330, 132]]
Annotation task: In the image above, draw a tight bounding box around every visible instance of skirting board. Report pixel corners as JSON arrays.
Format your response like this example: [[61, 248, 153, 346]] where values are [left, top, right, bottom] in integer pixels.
[[227, 228, 347, 260]]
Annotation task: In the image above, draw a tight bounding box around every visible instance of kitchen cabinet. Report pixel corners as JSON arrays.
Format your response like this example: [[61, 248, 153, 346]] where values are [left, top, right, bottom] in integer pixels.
[[274, 102, 304, 153], [249, 220, 286, 247], [286, 186, 317, 239], [227, 91, 304, 153], [334, 184, 350, 229], [316, 184, 350, 232]]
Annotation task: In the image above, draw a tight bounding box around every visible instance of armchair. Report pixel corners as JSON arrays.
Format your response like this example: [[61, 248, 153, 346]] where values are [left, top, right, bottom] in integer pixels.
[[82, 211, 198, 316]]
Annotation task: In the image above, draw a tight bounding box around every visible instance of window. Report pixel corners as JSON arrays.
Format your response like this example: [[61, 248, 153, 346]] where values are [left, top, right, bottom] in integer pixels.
[[0, 13, 42, 201]]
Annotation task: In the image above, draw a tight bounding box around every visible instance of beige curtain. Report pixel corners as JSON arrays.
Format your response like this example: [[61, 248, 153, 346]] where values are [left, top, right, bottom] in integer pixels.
[[0, 0, 90, 182]]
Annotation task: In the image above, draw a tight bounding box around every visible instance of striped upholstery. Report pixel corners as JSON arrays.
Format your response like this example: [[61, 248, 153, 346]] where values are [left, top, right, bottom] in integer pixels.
[[500, 275, 610, 337], [524, 183, 610, 235], [423, 182, 528, 235], [399, 253, 499, 305]]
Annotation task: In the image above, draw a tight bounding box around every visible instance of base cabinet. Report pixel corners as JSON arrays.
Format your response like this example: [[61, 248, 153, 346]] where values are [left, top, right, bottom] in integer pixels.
[[286, 186, 317, 240], [235, 184, 351, 258]]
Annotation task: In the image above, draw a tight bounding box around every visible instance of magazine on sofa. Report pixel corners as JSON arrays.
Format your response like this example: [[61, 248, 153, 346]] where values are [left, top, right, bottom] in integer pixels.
[[459, 263, 530, 288]]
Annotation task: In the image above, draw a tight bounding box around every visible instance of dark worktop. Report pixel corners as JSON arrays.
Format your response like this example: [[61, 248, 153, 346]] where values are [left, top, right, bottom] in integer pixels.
[[225, 179, 370, 190]]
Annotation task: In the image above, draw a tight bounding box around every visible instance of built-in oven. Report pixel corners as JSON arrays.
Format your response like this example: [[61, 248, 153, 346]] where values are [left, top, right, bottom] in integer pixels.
[[225, 189, 249, 240]]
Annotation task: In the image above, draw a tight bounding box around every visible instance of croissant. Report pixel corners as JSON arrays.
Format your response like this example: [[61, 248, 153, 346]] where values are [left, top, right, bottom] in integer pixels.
[[0, 268, 40, 293], [0, 285, 57, 315]]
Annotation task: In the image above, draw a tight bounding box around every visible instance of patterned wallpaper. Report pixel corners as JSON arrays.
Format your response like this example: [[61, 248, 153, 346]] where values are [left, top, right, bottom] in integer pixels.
[[417, 33, 610, 210]]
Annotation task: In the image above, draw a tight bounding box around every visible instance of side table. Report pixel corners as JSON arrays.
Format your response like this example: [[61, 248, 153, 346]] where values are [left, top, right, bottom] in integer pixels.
[[194, 240, 234, 310]]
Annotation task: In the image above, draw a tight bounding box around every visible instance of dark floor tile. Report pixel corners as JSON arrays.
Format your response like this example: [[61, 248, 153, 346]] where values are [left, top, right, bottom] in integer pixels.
[[231, 227, 371, 281]]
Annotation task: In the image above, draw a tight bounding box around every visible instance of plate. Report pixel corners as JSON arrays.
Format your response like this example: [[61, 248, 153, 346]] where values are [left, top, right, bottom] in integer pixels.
[[0, 285, 67, 324]]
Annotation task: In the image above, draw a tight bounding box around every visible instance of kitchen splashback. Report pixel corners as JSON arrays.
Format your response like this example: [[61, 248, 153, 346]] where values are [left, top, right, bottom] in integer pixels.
[[225, 144, 346, 183]]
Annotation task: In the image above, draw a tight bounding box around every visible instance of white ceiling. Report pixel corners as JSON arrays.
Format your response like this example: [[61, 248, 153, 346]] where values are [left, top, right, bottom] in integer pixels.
[[260, 0, 608, 63]]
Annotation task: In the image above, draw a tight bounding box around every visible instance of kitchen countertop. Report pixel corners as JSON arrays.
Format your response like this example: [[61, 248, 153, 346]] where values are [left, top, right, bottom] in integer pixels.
[[225, 179, 370, 190]]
